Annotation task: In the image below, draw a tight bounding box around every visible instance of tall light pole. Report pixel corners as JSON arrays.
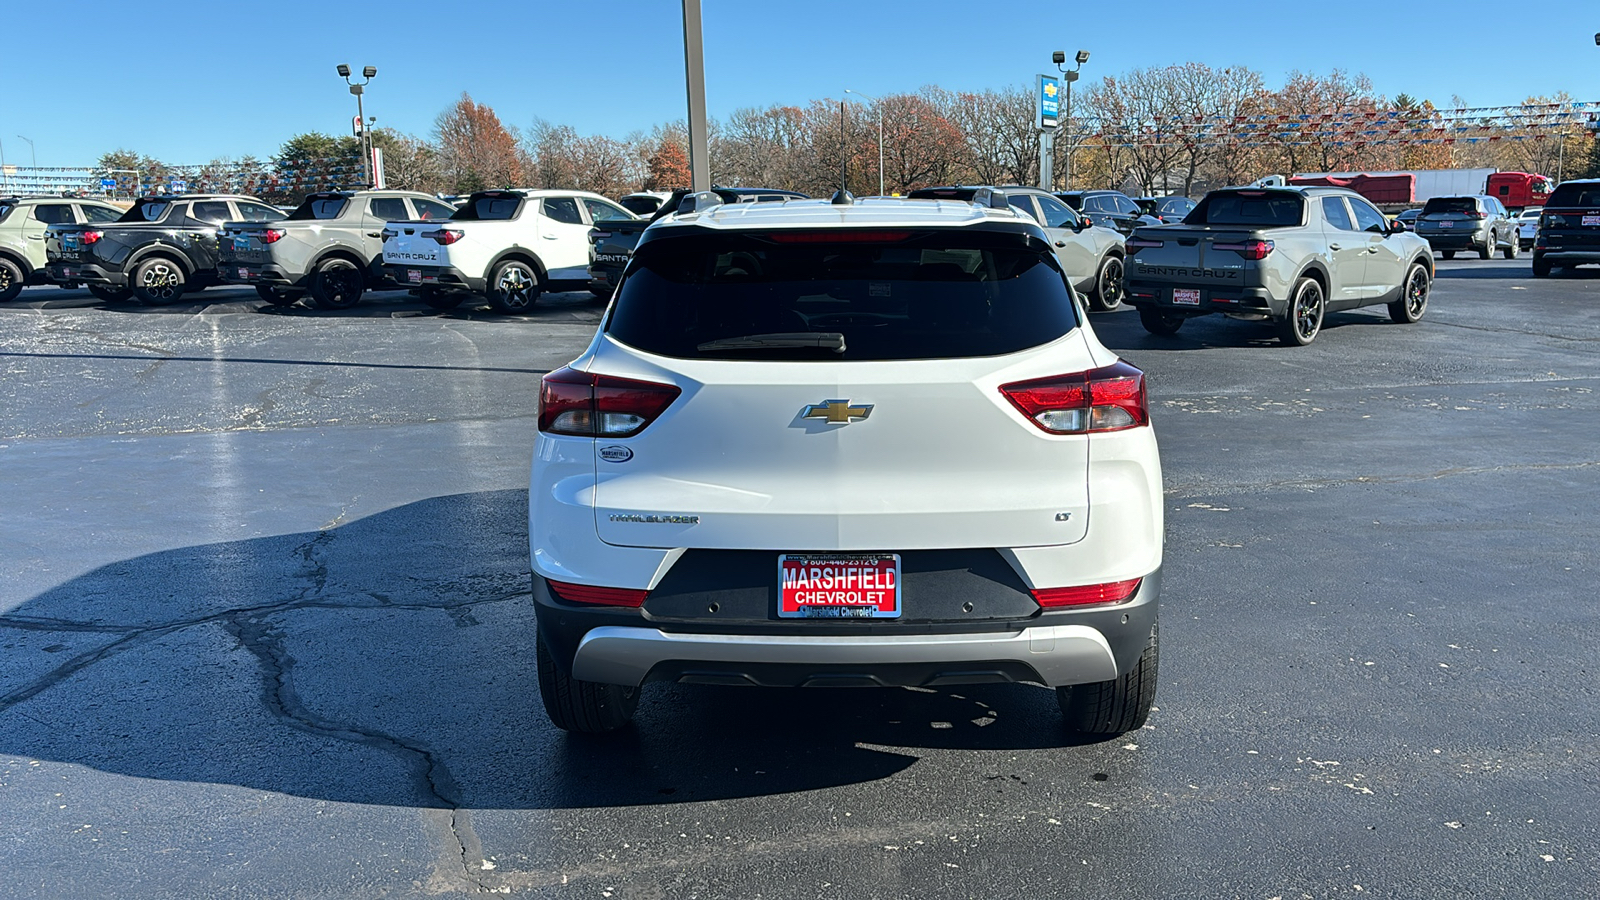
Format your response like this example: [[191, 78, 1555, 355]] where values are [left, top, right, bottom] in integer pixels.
[[337, 64, 377, 187], [16, 136, 35, 168], [682, 0, 710, 192], [1054, 49, 1090, 190], [845, 89, 884, 196]]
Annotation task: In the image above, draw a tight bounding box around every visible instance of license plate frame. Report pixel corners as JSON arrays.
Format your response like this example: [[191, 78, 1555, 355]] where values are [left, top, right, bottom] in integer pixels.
[[407, 268, 422, 284], [778, 553, 901, 619], [1439, 221, 1455, 229], [1583, 215, 1600, 227], [1172, 288, 1201, 306], [238, 267, 250, 280]]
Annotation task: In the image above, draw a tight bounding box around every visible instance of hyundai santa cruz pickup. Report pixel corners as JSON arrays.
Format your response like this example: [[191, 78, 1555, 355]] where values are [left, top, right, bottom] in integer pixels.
[[530, 191, 1165, 736]]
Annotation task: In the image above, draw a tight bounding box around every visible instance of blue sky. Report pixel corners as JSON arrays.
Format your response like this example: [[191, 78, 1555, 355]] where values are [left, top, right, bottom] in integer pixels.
[[5, 0, 1597, 169]]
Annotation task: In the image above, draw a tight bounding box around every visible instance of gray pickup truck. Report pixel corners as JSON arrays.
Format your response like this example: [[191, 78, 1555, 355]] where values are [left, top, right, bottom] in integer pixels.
[[1123, 186, 1435, 345], [218, 190, 457, 309]]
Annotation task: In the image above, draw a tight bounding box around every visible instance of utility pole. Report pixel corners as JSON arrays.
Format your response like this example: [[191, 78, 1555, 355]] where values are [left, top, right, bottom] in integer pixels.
[[845, 89, 883, 196], [682, 0, 710, 192]]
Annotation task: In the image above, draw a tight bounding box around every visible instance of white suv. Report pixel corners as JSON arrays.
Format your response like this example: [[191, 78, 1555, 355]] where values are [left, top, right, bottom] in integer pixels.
[[530, 191, 1164, 735], [380, 188, 637, 312]]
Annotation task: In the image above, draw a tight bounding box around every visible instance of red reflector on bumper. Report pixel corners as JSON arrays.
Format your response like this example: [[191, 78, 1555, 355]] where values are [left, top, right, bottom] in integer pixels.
[[1031, 578, 1142, 608], [547, 580, 649, 608]]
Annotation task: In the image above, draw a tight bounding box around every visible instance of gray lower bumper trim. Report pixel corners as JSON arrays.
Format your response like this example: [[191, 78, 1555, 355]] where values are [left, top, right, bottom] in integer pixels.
[[571, 624, 1119, 688]]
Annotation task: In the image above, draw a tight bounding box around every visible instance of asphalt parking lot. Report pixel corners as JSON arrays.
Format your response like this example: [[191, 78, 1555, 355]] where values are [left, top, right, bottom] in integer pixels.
[[2, 261, 1597, 898]]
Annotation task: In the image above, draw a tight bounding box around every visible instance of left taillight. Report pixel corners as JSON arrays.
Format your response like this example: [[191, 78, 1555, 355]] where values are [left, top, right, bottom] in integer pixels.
[[547, 579, 648, 608], [999, 360, 1148, 435], [1031, 578, 1142, 609], [81, 230, 103, 244], [539, 366, 681, 437]]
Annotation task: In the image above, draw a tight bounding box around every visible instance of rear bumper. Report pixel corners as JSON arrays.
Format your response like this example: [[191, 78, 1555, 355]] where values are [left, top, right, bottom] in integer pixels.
[[535, 567, 1160, 689], [1419, 231, 1490, 250], [1534, 249, 1600, 264], [45, 262, 123, 287], [219, 263, 297, 286], [381, 263, 481, 292], [1125, 280, 1275, 315]]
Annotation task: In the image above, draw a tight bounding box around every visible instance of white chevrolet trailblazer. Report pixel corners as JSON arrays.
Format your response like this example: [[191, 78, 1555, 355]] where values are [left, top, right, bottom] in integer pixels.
[[380, 188, 637, 312], [530, 190, 1164, 735]]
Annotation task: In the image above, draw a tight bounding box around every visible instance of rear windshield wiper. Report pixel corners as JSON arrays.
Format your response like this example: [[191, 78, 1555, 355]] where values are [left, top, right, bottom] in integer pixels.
[[696, 332, 846, 353]]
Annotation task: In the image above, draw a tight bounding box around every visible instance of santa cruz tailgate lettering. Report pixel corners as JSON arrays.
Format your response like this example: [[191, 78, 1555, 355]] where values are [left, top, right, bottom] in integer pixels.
[[1134, 265, 1242, 279]]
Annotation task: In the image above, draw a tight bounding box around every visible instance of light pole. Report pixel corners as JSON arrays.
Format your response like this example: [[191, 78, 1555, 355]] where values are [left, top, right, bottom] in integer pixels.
[[16, 136, 35, 168], [1053, 49, 1090, 190], [845, 89, 884, 196], [337, 64, 377, 187]]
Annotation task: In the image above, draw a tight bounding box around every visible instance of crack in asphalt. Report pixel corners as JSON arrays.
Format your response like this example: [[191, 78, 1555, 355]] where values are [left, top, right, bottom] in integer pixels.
[[0, 528, 519, 894]]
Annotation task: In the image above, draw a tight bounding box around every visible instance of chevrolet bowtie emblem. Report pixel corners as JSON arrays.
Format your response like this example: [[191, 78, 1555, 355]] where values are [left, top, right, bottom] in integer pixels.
[[802, 399, 873, 424]]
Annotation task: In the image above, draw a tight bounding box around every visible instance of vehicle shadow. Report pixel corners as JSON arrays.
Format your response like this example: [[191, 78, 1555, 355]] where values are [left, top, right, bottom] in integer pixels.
[[251, 290, 607, 320], [1434, 265, 1595, 280], [0, 491, 1106, 812], [1090, 306, 1387, 353]]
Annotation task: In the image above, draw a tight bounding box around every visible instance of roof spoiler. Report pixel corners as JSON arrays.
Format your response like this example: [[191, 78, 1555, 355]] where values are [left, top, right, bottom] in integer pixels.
[[677, 191, 725, 215], [969, 187, 1011, 210]]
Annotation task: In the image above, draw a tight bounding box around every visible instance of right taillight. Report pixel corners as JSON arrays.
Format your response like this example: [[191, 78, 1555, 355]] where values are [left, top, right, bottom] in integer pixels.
[[1126, 237, 1164, 250], [81, 230, 103, 244], [999, 360, 1148, 435], [539, 366, 681, 437], [1212, 239, 1274, 260], [430, 229, 465, 245]]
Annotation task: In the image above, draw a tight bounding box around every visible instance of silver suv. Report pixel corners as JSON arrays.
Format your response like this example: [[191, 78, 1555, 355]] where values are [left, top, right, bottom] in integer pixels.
[[1413, 195, 1518, 260], [0, 196, 124, 302], [218, 190, 457, 309], [1125, 187, 1435, 345]]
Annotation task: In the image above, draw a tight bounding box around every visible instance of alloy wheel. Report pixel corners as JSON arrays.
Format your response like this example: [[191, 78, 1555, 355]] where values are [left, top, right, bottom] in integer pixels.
[[497, 265, 535, 309], [1294, 281, 1323, 341], [1406, 268, 1429, 318], [141, 263, 181, 301]]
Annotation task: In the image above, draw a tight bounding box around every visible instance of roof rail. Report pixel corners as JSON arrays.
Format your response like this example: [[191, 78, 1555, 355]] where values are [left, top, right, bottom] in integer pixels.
[[969, 187, 1011, 210], [678, 191, 726, 215]]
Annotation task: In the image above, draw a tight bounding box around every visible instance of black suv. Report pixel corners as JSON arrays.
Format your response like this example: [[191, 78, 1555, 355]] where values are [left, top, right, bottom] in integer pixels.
[[1533, 179, 1600, 277], [1056, 190, 1161, 235]]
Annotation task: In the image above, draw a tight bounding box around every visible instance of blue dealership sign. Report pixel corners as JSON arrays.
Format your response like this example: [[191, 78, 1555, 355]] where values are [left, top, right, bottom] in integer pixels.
[[100, 178, 117, 189], [1038, 75, 1061, 130]]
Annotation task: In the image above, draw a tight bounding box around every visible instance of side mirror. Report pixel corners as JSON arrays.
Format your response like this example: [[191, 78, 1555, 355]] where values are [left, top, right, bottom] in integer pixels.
[[1073, 218, 1089, 232]]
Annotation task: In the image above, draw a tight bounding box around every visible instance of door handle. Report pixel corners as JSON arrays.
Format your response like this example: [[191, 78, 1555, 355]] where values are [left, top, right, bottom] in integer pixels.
[[1329, 243, 1342, 251], [542, 234, 559, 240], [366, 232, 382, 238]]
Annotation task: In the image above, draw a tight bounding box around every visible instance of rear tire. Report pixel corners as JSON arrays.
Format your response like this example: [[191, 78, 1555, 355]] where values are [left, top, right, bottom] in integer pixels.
[[309, 258, 366, 310], [1057, 623, 1158, 736], [537, 633, 638, 733], [130, 257, 186, 305], [1276, 276, 1324, 346], [1088, 255, 1125, 311], [1504, 236, 1519, 259], [487, 259, 540, 314], [1478, 231, 1494, 260], [254, 285, 299, 307], [1138, 305, 1184, 336], [0, 258, 24, 302], [1532, 256, 1552, 278], [419, 288, 464, 310], [1441, 250, 1455, 260], [1388, 262, 1430, 324], [88, 284, 132, 303]]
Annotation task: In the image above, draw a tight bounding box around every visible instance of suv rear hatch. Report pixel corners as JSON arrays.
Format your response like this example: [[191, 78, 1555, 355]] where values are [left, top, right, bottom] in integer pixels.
[[560, 226, 1144, 551], [1539, 182, 1600, 251], [1416, 197, 1485, 234]]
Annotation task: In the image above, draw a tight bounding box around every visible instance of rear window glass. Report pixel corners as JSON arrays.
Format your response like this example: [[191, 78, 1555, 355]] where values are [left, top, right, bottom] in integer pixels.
[[607, 231, 1078, 362], [290, 197, 349, 220], [1546, 183, 1600, 208], [620, 196, 662, 215], [0, 202, 14, 223], [1422, 197, 1479, 214], [120, 201, 169, 222], [452, 196, 522, 221], [1188, 192, 1303, 226]]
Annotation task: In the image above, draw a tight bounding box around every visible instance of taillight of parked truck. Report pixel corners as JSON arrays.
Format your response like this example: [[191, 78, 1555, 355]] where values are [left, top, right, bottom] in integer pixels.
[[259, 229, 286, 244], [81, 231, 102, 244], [1212, 239, 1274, 260], [430, 229, 465, 245]]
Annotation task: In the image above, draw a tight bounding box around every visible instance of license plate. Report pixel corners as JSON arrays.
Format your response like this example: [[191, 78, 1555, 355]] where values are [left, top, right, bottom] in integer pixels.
[[779, 553, 901, 619], [238, 268, 250, 280], [60, 268, 73, 278], [1172, 288, 1201, 306], [1583, 215, 1600, 227], [408, 269, 422, 284], [1439, 221, 1454, 228]]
